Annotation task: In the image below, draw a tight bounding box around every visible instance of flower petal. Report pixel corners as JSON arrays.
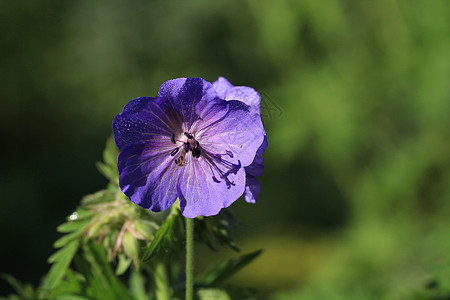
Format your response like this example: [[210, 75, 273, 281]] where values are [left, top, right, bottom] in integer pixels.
[[212, 76, 234, 98], [113, 97, 182, 150], [118, 141, 181, 212], [158, 77, 219, 130], [243, 135, 267, 203], [197, 99, 265, 167], [213, 77, 261, 112], [243, 176, 261, 204], [177, 155, 246, 218]]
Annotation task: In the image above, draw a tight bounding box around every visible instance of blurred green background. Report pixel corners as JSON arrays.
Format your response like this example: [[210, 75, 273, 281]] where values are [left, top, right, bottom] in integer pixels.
[[1, 0, 449, 298]]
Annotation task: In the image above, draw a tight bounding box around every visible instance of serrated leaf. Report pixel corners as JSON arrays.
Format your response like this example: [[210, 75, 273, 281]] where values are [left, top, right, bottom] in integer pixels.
[[196, 249, 262, 287], [53, 229, 85, 249], [40, 240, 80, 297], [142, 208, 183, 261], [57, 219, 90, 233]]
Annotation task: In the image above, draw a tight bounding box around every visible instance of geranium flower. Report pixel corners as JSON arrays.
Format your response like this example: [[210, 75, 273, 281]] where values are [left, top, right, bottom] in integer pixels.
[[113, 77, 266, 218]]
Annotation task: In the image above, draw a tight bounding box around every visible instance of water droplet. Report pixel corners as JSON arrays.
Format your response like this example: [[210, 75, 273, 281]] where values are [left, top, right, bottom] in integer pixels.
[[69, 212, 78, 221]]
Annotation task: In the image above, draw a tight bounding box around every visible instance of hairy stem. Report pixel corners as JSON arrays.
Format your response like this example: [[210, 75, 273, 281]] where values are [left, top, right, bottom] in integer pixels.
[[185, 217, 194, 300]]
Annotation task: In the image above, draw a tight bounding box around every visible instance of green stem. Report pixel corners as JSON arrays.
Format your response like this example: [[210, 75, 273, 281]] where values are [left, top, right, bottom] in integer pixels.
[[186, 217, 194, 300], [154, 261, 170, 300]]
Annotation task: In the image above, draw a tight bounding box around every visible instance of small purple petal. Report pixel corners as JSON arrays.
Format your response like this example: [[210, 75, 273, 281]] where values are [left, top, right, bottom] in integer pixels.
[[244, 176, 261, 204], [242, 135, 268, 202]]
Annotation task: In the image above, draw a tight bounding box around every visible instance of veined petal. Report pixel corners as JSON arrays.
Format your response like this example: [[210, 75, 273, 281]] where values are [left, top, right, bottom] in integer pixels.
[[113, 97, 182, 150], [177, 155, 246, 218], [197, 100, 265, 167], [118, 141, 181, 212], [158, 77, 219, 130]]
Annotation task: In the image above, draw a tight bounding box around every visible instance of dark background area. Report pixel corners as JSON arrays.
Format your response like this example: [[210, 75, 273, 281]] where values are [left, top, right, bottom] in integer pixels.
[[1, 0, 449, 298]]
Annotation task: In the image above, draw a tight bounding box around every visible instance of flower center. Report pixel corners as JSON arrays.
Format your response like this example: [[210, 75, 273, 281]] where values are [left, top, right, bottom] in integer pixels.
[[170, 132, 201, 167]]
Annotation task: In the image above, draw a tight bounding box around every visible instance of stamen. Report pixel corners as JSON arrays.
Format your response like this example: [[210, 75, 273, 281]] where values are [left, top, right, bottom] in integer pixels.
[[183, 143, 190, 153], [171, 133, 176, 144], [170, 148, 179, 156], [192, 147, 201, 158], [184, 132, 194, 139]]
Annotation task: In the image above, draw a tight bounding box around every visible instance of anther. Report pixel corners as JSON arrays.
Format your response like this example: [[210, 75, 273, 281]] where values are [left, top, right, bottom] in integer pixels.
[[184, 132, 194, 139], [171, 133, 176, 144], [192, 147, 201, 158], [193, 141, 200, 150], [170, 148, 179, 156], [183, 143, 190, 153]]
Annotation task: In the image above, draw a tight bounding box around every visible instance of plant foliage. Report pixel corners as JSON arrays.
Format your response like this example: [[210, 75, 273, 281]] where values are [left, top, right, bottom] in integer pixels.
[[1, 137, 261, 300]]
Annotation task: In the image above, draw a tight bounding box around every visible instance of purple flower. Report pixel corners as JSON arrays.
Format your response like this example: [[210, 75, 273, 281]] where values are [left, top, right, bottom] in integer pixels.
[[113, 77, 266, 218]]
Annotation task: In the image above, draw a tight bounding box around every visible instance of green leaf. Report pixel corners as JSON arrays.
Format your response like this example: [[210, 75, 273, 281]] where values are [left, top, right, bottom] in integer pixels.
[[103, 135, 119, 167], [133, 220, 157, 241], [54, 295, 91, 300], [195, 212, 239, 252], [46, 269, 83, 298], [123, 231, 139, 268], [81, 190, 112, 205], [142, 208, 183, 261], [81, 242, 132, 300], [96, 161, 117, 183], [96, 136, 119, 184], [196, 249, 263, 287], [57, 219, 91, 233], [129, 268, 148, 300], [40, 239, 80, 297], [53, 230, 84, 249], [197, 288, 231, 300], [115, 253, 132, 276]]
